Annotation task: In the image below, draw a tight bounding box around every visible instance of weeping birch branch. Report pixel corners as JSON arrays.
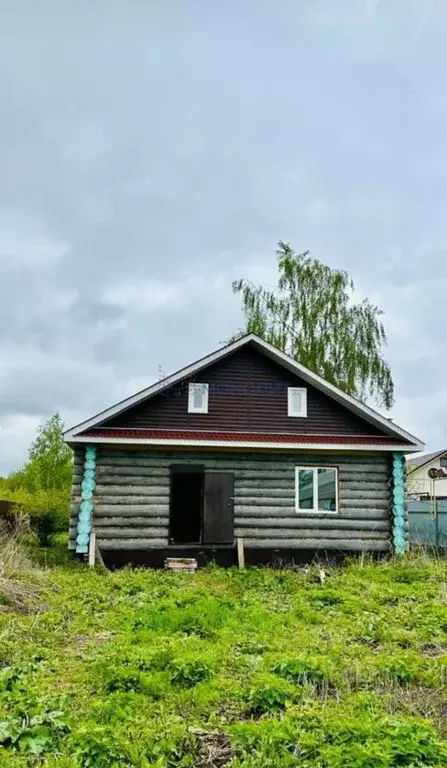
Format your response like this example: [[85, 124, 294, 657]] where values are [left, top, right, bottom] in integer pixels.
[[232, 242, 394, 409]]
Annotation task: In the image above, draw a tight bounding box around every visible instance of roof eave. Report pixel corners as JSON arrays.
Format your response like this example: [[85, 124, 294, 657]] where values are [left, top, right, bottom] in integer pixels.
[[66, 434, 424, 453]]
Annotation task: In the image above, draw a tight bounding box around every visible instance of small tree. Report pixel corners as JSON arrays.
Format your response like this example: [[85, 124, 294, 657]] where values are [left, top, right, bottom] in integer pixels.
[[1, 414, 73, 547], [23, 414, 73, 494], [233, 242, 394, 408]]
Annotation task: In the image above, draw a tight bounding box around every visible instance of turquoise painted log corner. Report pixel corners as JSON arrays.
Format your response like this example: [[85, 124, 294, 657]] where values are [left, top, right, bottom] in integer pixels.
[[76, 445, 97, 554], [392, 452, 407, 555]]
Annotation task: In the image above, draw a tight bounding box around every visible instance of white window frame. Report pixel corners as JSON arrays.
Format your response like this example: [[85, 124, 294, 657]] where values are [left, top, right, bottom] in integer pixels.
[[188, 382, 209, 414], [288, 387, 307, 417], [295, 466, 338, 514]]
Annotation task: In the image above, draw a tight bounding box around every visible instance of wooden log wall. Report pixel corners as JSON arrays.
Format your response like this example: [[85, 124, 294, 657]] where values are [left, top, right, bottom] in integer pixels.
[[69, 448, 399, 553]]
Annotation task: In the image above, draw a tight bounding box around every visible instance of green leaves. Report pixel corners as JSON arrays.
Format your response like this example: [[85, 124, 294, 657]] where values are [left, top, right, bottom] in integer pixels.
[[230, 707, 447, 767], [272, 657, 334, 688], [26, 413, 73, 494], [233, 241, 394, 408], [0, 707, 69, 755], [168, 659, 212, 688], [16, 724, 53, 754], [73, 727, 129, 767], [0, 413, 72, 546]]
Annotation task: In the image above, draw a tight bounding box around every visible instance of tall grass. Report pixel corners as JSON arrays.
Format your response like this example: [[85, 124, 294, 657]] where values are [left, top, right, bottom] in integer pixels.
[[0, 519, 43, 614]]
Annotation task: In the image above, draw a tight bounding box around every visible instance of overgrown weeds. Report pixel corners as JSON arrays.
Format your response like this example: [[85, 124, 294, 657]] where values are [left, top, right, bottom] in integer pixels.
[[0, 521, 45, 614], [0, 552, 445, 766]]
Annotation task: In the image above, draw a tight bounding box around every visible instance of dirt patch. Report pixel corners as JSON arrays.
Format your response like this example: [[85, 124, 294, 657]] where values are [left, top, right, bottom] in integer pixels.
[[420, 643, 446, 658], [74, 632, 114, 647], [387, 685, 447, 737], [0, 576, 44, 614], [190, 728, 238, 768]]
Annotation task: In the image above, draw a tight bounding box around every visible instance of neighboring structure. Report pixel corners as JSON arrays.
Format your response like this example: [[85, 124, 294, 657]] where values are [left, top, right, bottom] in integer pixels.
[[64, 334, 424, 565], [407, 450, 447, 501]]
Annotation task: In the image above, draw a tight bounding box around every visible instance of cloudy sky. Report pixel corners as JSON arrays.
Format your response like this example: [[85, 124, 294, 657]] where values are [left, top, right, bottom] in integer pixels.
[[0, 0, 446, 474]]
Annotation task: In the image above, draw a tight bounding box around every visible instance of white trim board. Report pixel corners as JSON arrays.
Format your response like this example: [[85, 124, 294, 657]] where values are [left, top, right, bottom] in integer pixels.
[[64, 435, 420, 452], [64, 333, 424, 450]]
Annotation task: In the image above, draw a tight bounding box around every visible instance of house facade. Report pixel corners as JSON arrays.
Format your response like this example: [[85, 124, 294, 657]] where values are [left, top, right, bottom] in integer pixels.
[[407, 450, 447, 500], [64, 334, 424, 565]]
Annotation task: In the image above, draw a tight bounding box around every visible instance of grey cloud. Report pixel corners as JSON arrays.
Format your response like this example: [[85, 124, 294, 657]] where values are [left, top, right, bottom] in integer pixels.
[[0, 0, 447, 473]]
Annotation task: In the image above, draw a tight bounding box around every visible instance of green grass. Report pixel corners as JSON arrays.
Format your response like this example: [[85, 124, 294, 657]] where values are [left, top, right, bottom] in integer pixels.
[[0, 550, 446, 766]]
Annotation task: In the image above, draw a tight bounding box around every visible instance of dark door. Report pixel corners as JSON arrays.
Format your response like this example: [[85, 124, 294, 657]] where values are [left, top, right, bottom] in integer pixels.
[[203, 472, 234, 544]]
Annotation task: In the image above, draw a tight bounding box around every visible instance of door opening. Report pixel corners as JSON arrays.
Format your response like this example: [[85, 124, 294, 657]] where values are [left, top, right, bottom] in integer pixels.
[[170, 466, 204, 544]]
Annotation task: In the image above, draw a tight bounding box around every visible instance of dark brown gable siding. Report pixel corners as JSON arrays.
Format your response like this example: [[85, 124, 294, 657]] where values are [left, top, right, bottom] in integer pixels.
[[103, 345, 385, 436]]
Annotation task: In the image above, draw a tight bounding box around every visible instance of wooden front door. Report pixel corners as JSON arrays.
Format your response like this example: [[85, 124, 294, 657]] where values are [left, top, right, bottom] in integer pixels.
[[203, 472, 234, 544]]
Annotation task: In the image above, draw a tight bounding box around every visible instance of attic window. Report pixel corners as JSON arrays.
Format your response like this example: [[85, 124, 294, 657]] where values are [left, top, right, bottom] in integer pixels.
[[441, 458, 447, 468], [288, 387, 307, 417], [188, 383, 209, 414]]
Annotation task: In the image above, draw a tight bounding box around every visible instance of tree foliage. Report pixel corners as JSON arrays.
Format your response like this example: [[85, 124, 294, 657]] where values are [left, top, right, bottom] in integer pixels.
[[24, 413, 73, 493], [0, 413, 72, 546], [233, 242, 394, 408]]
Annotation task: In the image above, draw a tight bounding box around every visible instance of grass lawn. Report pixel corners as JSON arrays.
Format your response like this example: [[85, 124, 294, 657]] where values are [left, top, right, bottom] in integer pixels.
[[0, 548, 446, 767]]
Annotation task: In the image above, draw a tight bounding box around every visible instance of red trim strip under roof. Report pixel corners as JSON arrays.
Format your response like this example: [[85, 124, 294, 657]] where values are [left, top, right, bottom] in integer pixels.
[[80, 428, 403, 446]]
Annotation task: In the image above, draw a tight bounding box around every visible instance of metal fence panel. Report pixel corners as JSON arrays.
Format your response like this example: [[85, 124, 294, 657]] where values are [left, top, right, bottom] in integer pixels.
[[408, 499, 447, 547]]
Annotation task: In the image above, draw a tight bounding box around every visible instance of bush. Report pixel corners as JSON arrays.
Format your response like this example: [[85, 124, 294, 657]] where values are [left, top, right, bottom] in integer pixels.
[[272, 657, 334, 687], [231, 706, 447, 767], [8, 489, 70, 548], [73, 727, 129, 767], [167, 659, 212, 688], [247, 682, 293, 716], [0, 705, 69, 756], [0, 413, 72, 548]]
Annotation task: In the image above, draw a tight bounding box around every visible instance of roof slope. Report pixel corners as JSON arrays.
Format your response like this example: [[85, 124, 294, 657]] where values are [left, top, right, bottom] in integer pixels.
[[64, 333, 424, 451], [407, 449, 447, 470]]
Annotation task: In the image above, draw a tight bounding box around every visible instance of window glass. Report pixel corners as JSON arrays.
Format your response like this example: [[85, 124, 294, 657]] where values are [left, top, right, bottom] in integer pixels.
[[298, 469, 314, 509], [193, 385, 204, 409], [290, 389, 301, 413], [440, 457, 447, 468], [288, 387, 307, 417], [317, 468, 337, 511]]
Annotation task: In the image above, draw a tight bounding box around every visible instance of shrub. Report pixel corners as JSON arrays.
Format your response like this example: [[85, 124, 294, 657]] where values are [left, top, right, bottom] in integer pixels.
[[272, 657, 334, 689], [0, 706, 69, 756], [73, 727, 129, 767], [235, 641, 266, 655], [10, 489, 70, 547], [132, 594, 237, 638], [167, 659, 212, 688], [247, 685, 292, 717], [231, 707, 447, 767], [372, 653, 441, 687], [102, 670, 146, 694]]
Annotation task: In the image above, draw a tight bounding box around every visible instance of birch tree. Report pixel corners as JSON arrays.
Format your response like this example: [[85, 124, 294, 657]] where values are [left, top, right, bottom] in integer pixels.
[[232, 242, 394, 408]]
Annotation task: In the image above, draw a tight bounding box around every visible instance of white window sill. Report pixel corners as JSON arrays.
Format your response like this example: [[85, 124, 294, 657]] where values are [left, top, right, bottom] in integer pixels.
[[295, 509, 339, 515]]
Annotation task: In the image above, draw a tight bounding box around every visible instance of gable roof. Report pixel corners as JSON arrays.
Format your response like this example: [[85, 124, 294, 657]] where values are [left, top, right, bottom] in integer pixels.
[[407, 449, 447, 471], [64, 333, 424, 451]]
